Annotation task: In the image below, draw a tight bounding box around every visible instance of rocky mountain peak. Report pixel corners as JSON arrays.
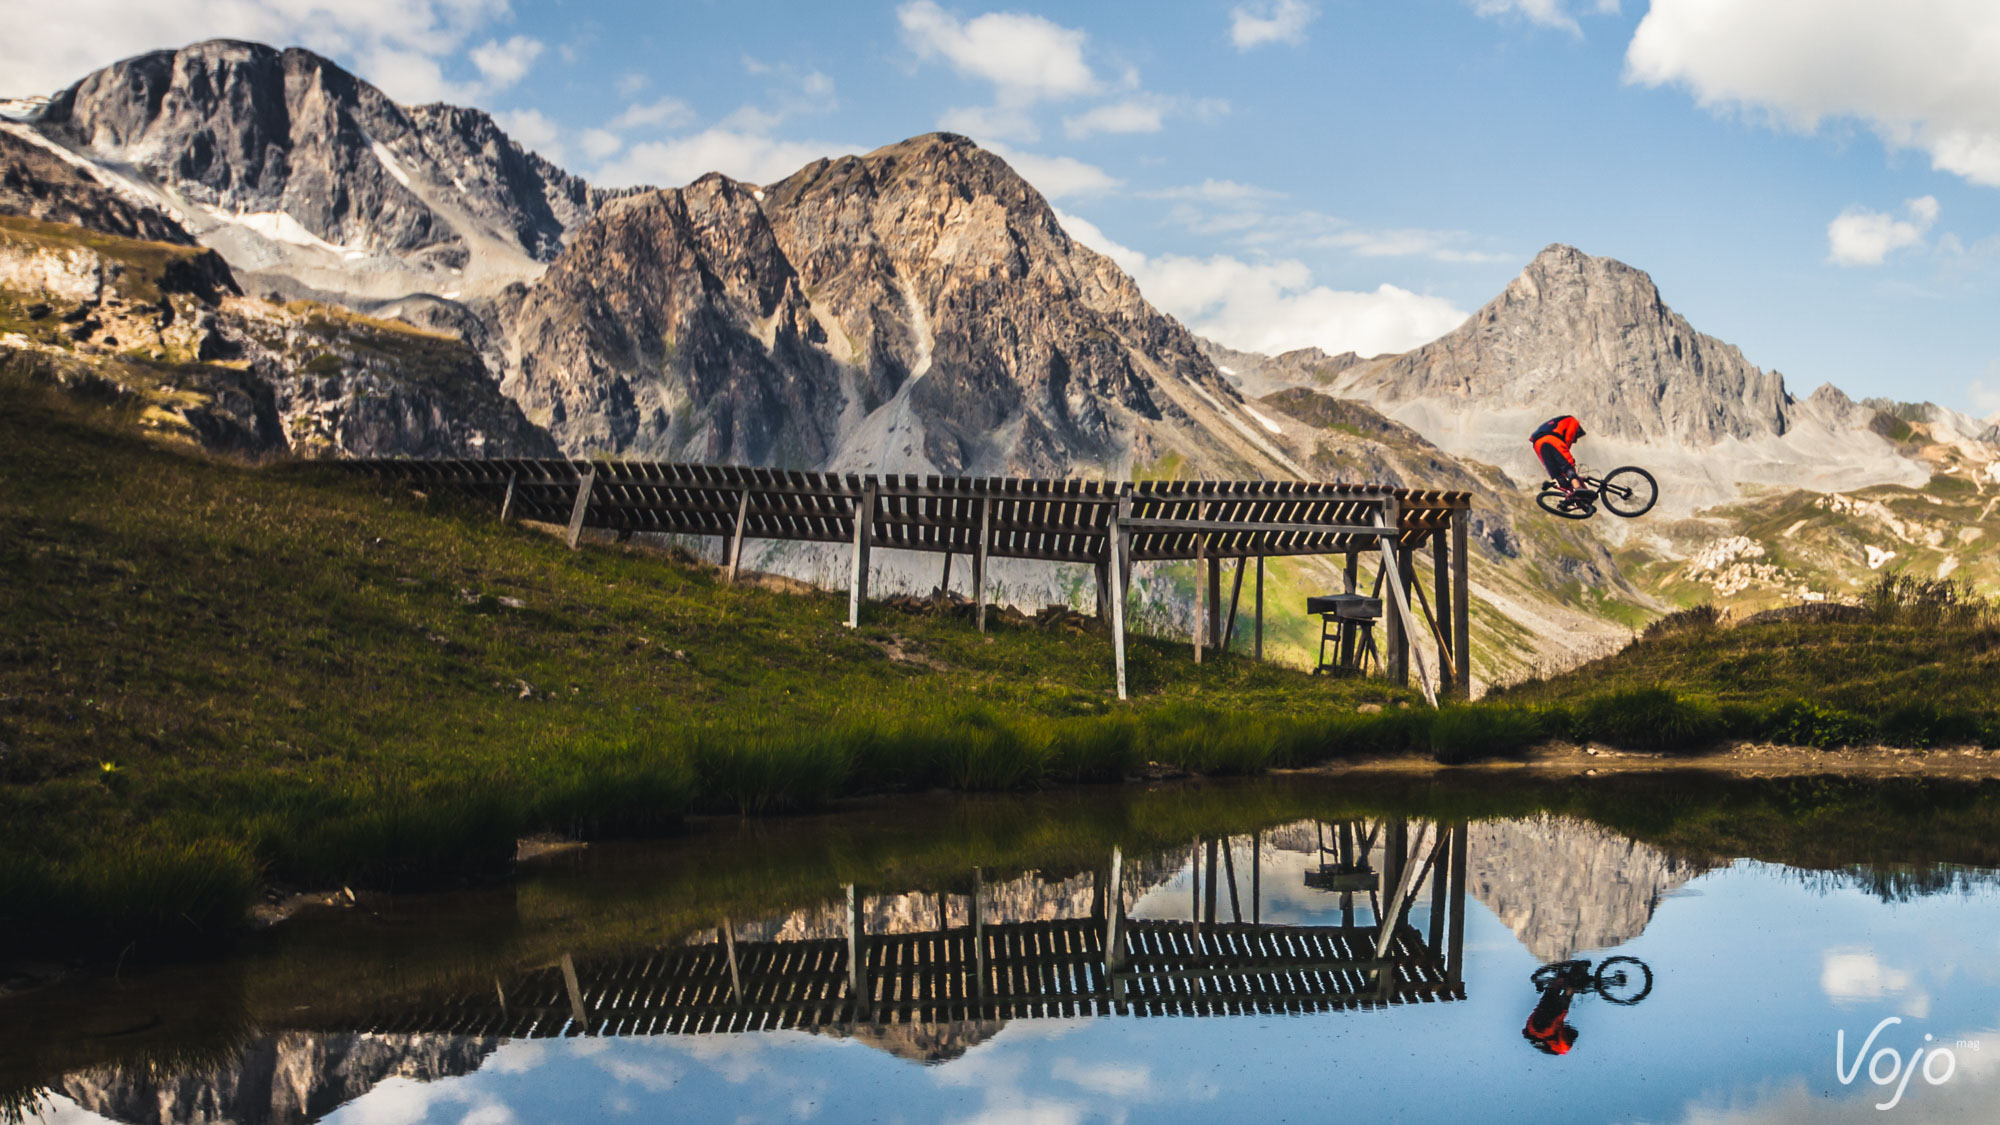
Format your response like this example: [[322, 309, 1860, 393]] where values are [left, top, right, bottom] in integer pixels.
[[503, 132, 1237, 479], [31, 39, 623, 306]]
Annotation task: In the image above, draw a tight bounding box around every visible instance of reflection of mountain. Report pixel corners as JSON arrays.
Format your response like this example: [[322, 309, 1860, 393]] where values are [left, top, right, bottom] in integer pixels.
[[1467, 814, 1706, 962], [813, 1020, 1011, 1064], [59, 1032, 496, 1125]]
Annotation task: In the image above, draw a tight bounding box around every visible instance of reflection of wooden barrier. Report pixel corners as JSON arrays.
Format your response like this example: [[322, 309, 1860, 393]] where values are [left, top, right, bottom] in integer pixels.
[[337, 459, 1475, 701], [358, 823, 1469, 1038]]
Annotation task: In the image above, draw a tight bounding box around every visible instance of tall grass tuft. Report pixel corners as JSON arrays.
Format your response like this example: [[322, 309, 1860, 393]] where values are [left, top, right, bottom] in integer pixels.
[[1429, 705, 1546, 764], [690, 728, 853, 814], [269, 788, 522, 889], [1759, 698, 1873, 750], [1577, 688, 1724, 751], [0, 838, 261, 956], [1864, 573, 1994, 628], [1043, 713, 1143, 782], [1643, 603, 1728, 641]]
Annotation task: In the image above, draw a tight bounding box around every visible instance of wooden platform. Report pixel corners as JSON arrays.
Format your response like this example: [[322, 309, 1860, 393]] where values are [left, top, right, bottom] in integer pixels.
[[334, 458, 1475, 702], [360, 918, 1460, 1039]]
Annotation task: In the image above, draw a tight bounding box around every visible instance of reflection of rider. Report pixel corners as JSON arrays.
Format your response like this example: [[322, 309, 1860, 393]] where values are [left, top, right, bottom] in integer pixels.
[[1523, 972, 1581, 1056], [1529, 415, 1586, 494]]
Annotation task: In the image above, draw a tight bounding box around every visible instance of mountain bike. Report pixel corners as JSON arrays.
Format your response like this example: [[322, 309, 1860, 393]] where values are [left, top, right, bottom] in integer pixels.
[[1531, 956, 1654, 1005], [1536, 466, 1658, 521]]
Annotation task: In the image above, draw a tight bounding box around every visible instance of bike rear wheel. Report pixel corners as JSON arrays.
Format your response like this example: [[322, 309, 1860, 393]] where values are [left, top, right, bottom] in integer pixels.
[[1594, 956, 1654, 1004], [1536, 487, 1595, 520], [1596, 467, 1658, 518]]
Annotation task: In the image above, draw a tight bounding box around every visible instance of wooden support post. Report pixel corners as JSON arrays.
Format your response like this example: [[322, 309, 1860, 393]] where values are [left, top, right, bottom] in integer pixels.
[[1104, 849, 1126, 972], [1204, 838, 1220, 925], [847, 483, 875, 629], [1452, 511, 1472, 700], [1251, 830, 1261, 924], [1254, 556, 1265, 661], [1221, 837, 1243, 924], [973, 867, 987, 1003], [1344, 549, 1358, 595], [720, 919, 743, 1005], [1094, 558, 1110, 622], [1447, 823, 1468, 992], [561, 952, 590, 1033], [1222, 557, 1245, 651], [727, 488, 751, 584], [940, 552, 953, 599], [565, 464, 596, 550], [1189, 837, 1202, 939], [1206, 555, 1222, 655], [495, 977, 507, 1014], [1193, 503, 1208, 664], [975, 497, 992, 633], [846, 884, 866, 1021], [1108, 501, 1129, 700], [1428, 831, 1450, 955], [1432, 527, 1453, 697], [498, 471, 517, 523]]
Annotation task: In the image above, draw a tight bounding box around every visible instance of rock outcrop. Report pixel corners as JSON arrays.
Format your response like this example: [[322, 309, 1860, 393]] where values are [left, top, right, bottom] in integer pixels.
[[28, 40, 628, 306], [0, 127, 192, 244]]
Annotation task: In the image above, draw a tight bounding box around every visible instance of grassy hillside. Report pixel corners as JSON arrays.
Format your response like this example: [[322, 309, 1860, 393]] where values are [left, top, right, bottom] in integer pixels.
[[0, 377, 1425, 958]]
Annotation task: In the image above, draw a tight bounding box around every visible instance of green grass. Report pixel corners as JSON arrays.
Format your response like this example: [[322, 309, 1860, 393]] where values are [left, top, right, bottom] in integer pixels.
[[0, 378, 1424, 958]]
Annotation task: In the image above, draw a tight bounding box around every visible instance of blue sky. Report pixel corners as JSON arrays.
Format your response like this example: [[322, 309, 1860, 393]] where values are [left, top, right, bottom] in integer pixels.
[[12, 0, 2000, 415]]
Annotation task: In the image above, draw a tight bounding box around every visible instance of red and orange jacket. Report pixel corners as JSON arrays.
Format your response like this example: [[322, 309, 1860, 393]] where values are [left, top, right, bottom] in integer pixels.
[[1530, 415, 1584, 470]]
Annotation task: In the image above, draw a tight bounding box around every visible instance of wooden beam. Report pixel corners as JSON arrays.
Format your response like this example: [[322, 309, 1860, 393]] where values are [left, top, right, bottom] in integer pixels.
[[1432, 524, 1453, 696], [1375, 497, 1439, 706], [1222, 556, 1246, 651], [1119, 518, 1396, 537], [1344, 549, 1358, 595], [975, 497, 992, 633], [727, 488, 751, 584], [1447, 823, 1468, 992], [720, 919, 743, 1005], [1452, 511, 1471, 700], [1251, 830, 1261, 924], [561, 952, 591, 1033], [973, 867, 987, 1002], [1094, 558, 1110, 622], [1253, 556, 1265, 661], [1204, 838, 1220, 925], [498, 471, 517, 523], [1103, 849, 1126, 974], [565, 465, 596, 550], [939, 551, 953, 600], [1222, 837, 1243, 924]]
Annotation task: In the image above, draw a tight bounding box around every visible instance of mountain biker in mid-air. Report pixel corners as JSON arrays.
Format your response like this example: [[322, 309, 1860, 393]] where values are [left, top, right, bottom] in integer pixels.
[[1530, 415, 1589, 504]]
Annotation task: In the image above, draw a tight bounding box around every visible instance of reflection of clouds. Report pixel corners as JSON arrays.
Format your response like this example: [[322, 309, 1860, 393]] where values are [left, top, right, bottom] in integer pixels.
[[1050, 1058, 1151, 1097], [1822, 949, 1914, 1002], [593, 1054, 684, 1092], [487, 1041, 546, 1075], [1674, 1062, 2000, 1123], [330, 1076, 517, 1125]]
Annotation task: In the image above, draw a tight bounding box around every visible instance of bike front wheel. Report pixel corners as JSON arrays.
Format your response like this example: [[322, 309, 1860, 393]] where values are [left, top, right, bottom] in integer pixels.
[[1596, 467, 1659, 518], [1536, 488, 1595, 520], [1594, 956, 1654, 1004]]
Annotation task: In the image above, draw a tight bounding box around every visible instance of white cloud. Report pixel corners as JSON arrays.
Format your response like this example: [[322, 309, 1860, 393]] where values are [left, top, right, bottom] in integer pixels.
[[594, 128, 860, 188], [1145, 179, 1285, 202], [1316, 226, 1516, 263], [1628, 1, 2000, 188], [1230, 0, 1319, 49], [1826, 196, 1939, 266], [495, 108, 565, 164], [615, 72, 647, 98], [0, 0, 519, 104], [580, 127, 623, 160], [1062, 97, 1166, 139], [613, 96, 697, 131], [1056, 208, 1467, 357], [467, 34, 542, 89], [983, 142, 1121, 198], [940, 104, 1041, 143], [1472, 0, 1617, 37], [898, 1, 1098, 106]]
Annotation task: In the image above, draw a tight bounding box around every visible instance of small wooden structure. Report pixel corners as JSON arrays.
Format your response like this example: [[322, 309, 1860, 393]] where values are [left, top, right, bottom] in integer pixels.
[[338, 459, 1474, 702], [354, 820, 1469, 1038]]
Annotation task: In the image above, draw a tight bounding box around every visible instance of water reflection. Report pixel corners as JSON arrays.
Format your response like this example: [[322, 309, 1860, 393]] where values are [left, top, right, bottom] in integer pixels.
[[15, 774, 2000, 1124]]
